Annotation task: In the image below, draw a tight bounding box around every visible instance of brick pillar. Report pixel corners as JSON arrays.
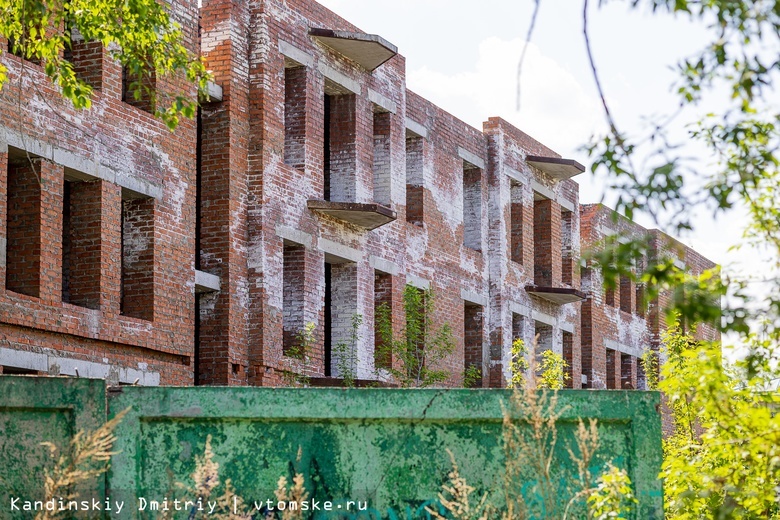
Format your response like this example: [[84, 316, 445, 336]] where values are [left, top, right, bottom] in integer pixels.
[[606, 349, 617, 389], [100, 182, 122, 313], [533, 198, 561, 287], [0, 148, 7, 291], [121, 197, 155, 320], [327, 94, 357, 202]]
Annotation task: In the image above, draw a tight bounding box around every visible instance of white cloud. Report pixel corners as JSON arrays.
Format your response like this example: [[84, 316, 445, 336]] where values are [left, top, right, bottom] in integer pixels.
[[407, 37, 604, 156]]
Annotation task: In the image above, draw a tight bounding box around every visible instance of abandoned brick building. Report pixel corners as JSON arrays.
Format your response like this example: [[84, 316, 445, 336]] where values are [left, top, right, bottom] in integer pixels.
[[0, 0, 718, 387]]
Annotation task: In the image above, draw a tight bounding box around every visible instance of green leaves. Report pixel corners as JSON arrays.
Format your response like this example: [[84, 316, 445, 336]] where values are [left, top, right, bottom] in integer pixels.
[[659, 325, 780, 518], [0, 0, 210, 130], [375, 285, 456, 388]]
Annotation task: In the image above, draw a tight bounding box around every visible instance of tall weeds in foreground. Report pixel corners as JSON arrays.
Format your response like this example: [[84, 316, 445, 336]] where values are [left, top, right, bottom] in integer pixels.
[[35, 408, 129, 520], [430, 337, 636, 520]]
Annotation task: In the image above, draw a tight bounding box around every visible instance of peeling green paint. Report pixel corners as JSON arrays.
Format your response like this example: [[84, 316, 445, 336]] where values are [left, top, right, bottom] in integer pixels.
[[0, 377, 663, 519]]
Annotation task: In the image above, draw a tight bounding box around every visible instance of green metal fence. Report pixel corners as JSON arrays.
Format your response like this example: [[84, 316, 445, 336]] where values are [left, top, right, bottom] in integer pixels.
[[0, 376, 663, 519]]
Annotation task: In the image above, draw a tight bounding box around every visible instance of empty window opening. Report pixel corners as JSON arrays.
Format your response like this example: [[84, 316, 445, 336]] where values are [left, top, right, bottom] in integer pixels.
[[372, 109, 391, 206], [561, 209, 574, 285], [635, 284, 646, 318], [323, 94, 331, 201], [120, 192, 154, 320], [326, 260, 359, 378], [510, 181, 523, 264], [534, 321, 553, 380], [405, 136, 424, 225], [374, 271, 393, 370], [63, 25, 103, 89], [6, 158, 42, 297], [122, 64, 155, 113], [563, 331, 574, 388], [464, 302, 483, 387], [62, 179, 102, 309], [606, 348, 617, 389], [620, 274, 633, 313], [1, 365, 40, 375], [284, 66, 306, 169], [283, 242, 306, 357], [323, 89, 357, 202], [463, 162, 482, 250], [533, 195, 555, 286], [621, 353, 635, 389]]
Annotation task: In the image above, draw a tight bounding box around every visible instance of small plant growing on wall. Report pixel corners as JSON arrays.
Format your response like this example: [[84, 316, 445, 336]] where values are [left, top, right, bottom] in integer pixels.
[[281, 322, 316, 387], [333, 314, 362, 388], [375, 285, 456, 387]]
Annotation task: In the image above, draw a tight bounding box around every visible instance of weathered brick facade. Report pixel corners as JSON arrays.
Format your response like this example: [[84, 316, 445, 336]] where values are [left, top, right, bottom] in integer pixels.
[[0, 0, 717, 389], [580, 204, 720, 392]]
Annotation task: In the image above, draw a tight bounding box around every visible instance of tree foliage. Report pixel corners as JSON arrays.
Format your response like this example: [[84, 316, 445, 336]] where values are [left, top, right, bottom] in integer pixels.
[[583, 0, 780, 352], [375, 285, 456, 388], [0, 0, 210, 130], [659, 324, 780, 519]]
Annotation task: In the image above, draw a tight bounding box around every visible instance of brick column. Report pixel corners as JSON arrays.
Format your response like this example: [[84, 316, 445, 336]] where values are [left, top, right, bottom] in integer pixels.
[[0, 148, 7, 291]]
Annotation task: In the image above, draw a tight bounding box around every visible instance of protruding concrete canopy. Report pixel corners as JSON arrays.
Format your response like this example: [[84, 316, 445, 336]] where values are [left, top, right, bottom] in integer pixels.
[[525, 285, 587, 305], [307, 200, 397, 230], [310, 28, 398, 71], [526, 156, 586, 180]]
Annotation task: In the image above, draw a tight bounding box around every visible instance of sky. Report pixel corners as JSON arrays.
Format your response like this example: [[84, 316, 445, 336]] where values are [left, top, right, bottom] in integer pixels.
[[317, 0, 773, 353]]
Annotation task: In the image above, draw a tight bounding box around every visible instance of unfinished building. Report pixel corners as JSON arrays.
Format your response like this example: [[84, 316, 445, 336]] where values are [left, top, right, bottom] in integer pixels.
[[0, 0, 716, 387]]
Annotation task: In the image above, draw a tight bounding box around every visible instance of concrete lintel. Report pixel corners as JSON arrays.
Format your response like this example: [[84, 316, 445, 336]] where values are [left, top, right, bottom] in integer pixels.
[[0, 141, 8, 153], [605, 339, 644, 358], [406, 274, 430, 290], [458, 147, 485, 170], [599, 225, 617, 237], [317, 62, 360, 94], [673, 258, 686, 270], [461, 288, 488, 307], [560, 321, 575, 334], [318, 237, 362, 263], [1, 128, 162, 199], [558, 196, 575, 213], [369, 256, 400, 276], [279, 40, 314, 67], [0, 347, 160, 385], [509, 301, 530, 317], [275, 225, 313, 248], [195, 270, 220, 293], [205, 81, 223, 103], [532, 310, 556, 327], [368, 89, 396, 114], [506, 166, 525, 185], [405, 118, 428, 139], [0, 347, 49, 372], [531, 179, 555, 201]]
